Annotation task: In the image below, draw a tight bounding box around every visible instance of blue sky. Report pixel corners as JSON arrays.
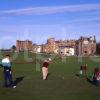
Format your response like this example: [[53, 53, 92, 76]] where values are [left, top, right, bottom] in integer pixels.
[[0, 0, 100, 48]]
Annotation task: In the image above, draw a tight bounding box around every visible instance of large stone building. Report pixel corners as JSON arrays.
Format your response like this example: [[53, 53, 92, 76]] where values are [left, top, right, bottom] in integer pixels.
[[42, 38, 58, 53], [42, 38, 76, 55], [32, 44, 42, 53], [76, 36, 96, 56], [55, 40, 76, 55], [42, 36, 96, 56], [16, 36, 96, 56], [16, 40, 33, 52], [59, 46, 75, 56]]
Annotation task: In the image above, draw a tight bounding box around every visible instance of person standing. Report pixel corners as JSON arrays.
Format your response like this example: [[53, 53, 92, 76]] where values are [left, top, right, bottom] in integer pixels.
[[0, 55, 16, 88], [42, 58, 51, 80], [79, 65, 83, 75], [84, 64, 87, 76], [79, 64, 87, 76]]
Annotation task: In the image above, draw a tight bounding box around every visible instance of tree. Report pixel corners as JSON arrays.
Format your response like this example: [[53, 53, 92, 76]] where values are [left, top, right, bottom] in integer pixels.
[[11, 45, 16, 51]]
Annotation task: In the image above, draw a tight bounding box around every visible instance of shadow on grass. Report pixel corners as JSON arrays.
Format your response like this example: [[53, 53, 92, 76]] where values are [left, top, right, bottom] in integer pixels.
[[46, 73, 51, 80], [86, 78, 95, 85], [14, 76, 24, 86], [75, 74, 80, 77], [86, 77, 100, 86], [75, 74, 87, 78]]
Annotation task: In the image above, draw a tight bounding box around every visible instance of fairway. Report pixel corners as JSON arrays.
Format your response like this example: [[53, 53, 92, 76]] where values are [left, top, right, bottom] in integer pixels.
[[0, 53, 100, 100]]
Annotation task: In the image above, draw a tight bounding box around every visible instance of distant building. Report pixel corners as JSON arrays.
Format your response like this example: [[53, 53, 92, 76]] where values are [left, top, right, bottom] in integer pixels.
[[59, 46, 75, 56], [42, 38, 57, 53], [42, 38, 76, 55], [32, 44, 42, 53], [76, 36, 96, 56], [16, 40, 33, 52], [15, 35, 96, 56], [42, 36, 96, 56]]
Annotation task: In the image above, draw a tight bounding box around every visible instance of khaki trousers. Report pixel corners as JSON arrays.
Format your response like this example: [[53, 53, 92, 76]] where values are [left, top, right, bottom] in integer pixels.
[[42, 67, 48, 80]]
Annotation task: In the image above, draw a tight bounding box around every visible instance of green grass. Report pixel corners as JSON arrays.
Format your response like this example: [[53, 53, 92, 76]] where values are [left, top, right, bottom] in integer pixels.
[[0, 52, 100, 100]]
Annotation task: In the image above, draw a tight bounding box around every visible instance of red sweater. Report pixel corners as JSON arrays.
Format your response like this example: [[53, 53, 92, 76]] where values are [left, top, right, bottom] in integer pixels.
[[42, 62, 49, 68]]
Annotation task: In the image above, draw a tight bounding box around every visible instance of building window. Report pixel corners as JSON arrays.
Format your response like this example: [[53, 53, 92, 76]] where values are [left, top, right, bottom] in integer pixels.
[[84, 51, 87, 54]]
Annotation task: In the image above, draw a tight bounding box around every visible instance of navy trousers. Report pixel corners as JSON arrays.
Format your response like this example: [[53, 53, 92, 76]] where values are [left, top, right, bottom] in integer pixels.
[[3, 67, 14, 87]]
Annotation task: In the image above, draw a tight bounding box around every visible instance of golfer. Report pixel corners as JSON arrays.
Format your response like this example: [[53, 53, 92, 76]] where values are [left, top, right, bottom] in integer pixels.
[[42, 58, 51, 80], [1, 55, 16, 88]]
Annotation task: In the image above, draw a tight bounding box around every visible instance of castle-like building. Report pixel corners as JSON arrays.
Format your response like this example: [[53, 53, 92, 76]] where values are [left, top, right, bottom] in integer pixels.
[[16, 40, 33, 51], [42, 38, 59, 53], [76, 36, 96, 56], [42, 38, 76, 56], [16, 36, 96, 56]]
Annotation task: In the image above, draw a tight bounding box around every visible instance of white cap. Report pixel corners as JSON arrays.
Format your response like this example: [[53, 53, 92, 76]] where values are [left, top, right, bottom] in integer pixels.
[[48, 58, 52, 61]]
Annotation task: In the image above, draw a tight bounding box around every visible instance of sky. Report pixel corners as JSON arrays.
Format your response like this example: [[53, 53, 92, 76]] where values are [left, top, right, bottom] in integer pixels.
[[0, 0, 100, 48]]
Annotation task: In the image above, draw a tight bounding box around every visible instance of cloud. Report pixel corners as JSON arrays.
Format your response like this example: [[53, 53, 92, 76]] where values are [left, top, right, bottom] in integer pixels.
[[0, 4, 100, 16], [69, 17, 100, 23]]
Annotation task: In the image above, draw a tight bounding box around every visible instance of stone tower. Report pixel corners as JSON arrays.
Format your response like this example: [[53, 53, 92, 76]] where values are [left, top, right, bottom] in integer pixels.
[[76, 36, 96, 56]]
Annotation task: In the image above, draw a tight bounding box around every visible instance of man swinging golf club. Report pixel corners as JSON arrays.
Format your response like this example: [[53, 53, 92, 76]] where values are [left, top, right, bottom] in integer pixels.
[[42, 58, 52, 80]]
